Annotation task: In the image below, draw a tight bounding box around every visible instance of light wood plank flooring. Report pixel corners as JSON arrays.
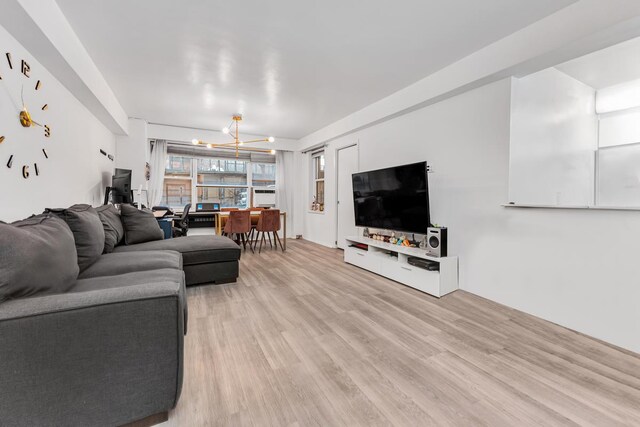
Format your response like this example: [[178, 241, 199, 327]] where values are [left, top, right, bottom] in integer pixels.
[[167, 239, 640, 426]]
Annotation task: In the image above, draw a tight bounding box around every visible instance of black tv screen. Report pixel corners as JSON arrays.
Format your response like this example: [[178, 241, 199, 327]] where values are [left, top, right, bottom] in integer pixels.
[[352, 161, 430, 234]]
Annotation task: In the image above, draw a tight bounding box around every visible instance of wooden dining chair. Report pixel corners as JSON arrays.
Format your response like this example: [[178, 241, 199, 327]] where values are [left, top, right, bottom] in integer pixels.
[[223, 210, 253, 252], [246, 207, 264, 242], [219, 207, 239, 231], [253, 209, 284, 253]]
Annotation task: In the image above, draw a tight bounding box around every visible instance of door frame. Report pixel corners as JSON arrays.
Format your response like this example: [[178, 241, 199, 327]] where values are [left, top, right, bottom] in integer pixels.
[[334, 141, 360, 248]]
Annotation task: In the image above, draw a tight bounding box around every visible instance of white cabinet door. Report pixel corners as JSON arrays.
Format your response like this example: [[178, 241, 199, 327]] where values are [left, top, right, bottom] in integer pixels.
[[336, 145, 359, 249]]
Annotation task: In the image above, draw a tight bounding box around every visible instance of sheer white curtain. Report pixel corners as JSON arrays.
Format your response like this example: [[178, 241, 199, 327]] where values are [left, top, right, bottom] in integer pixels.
[[275, 150, 294, 237], [148, 140, 167, 207]]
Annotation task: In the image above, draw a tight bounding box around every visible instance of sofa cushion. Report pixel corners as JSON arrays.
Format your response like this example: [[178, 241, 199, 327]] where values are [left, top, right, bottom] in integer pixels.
[[96, 204, 124, 253], [78, 250, 183, 280], [113, 235, 241, 265], [120, 204, 164, 245], [71, 268, 185, 293], [71, 267, 188, 335], [46, 204, 105, 272], [0, 214, 79, 302]]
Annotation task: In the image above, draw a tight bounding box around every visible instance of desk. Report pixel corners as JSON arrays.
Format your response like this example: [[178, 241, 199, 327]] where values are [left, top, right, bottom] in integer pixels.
[[215, 211, 287, 250]]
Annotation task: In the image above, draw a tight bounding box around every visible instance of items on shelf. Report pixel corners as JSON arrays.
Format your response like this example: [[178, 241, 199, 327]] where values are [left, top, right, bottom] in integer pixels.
[[310, 196, 324, 212], [367, 231, 418, 247]]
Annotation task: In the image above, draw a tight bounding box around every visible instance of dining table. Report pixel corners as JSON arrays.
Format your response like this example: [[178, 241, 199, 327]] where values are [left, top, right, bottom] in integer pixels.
[[213, 210, 287, 250]]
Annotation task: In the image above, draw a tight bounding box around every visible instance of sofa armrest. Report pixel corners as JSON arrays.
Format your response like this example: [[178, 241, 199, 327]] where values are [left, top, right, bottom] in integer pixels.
[[0, 282, 185, 426]]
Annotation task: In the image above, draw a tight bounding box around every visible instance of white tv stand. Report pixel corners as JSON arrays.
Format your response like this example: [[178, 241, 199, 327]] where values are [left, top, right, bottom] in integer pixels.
[[344, 236, 458, 298]]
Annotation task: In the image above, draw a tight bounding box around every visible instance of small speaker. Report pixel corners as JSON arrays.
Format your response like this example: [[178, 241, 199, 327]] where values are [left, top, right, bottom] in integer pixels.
[[426, 227, 447, 257]]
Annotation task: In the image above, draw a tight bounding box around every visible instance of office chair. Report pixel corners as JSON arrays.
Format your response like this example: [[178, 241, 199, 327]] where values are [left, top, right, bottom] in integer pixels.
[[172, 203, 192, 237]]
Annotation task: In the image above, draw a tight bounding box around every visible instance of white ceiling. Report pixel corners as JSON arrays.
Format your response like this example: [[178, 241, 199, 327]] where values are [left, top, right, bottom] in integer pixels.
[[557, 36, 640, 90], [56, 0, 575, 139]]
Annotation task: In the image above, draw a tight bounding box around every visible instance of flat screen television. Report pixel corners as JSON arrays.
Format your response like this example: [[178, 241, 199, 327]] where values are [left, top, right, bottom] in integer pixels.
[[352, 161, 430, 234]]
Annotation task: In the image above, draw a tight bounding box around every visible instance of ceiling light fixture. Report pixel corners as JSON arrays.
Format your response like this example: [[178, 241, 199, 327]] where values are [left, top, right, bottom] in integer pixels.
[[192, 114, 275, 157]]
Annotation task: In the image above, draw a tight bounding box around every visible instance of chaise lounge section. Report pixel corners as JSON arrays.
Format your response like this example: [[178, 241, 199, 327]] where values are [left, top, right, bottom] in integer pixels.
[[114, 235, 241, 285]]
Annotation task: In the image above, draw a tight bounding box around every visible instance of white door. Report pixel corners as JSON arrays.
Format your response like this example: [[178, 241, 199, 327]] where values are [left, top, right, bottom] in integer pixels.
[[336, 144, 359, 249]]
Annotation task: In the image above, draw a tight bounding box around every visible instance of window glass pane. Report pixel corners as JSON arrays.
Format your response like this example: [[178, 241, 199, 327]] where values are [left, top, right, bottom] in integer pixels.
[[316, 180, 325, 205], [197, 158, 247, 185], [162, 178, 192, 209], [252, 162, 276, 187], [314, 154, 325, 179], [197, 186, 248, 209], [162, 156, 192, 209], [165, 155, 191, 176]]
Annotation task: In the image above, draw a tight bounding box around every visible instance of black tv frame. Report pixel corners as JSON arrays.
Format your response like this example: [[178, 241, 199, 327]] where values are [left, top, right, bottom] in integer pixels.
[[351, 161, 431, 235]]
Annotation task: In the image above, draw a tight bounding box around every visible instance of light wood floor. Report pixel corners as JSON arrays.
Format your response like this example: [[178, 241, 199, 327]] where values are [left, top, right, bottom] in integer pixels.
[[167, 239, 640, 426]]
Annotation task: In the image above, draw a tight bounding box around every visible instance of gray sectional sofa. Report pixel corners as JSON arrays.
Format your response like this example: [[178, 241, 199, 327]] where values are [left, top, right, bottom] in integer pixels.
[[0, 204, 241, 426]]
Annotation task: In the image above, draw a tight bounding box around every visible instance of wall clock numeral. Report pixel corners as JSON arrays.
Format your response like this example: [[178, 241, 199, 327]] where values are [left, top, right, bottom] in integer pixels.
[[2, 52, 50, 180], [21, 60, 30, 78]]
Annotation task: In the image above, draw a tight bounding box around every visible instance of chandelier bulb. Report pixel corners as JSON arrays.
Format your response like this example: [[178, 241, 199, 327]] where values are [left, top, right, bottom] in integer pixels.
[[268, 136, 275, 143], [191, 139, 199, 145], [222, 127, 230, 134], [207, 144, 213, 149], [270, 149, 276, 155]]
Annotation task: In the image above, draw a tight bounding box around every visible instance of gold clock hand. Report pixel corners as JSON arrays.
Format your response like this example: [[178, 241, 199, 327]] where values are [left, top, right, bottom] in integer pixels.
[[31, 119, 43, 127]]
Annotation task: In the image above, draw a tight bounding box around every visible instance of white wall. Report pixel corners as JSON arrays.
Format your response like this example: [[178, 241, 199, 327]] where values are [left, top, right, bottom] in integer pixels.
[[509, 69, 598, 206], [0, 23, 116, 222], [115, 118, 149, 195], [299, 78, 640, 353], [0, 0, 129, 134]]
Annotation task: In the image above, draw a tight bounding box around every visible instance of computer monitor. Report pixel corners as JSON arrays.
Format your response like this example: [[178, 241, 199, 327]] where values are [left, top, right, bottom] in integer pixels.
[[111, 168, 132, 203]]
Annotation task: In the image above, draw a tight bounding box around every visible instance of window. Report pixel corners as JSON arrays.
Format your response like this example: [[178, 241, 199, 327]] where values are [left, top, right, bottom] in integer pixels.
[[252, 162, 276, 187], [196, 158, 249, 208], [197, 186, 248, 208], [162, 155, 192, 209], [197, 158, 248, 185], [161, 152, 274, 210], [311, 152, 325, 210]]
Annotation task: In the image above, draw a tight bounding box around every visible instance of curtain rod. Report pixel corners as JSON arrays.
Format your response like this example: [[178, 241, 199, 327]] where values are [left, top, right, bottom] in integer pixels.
[[301, 143, 328, 154]]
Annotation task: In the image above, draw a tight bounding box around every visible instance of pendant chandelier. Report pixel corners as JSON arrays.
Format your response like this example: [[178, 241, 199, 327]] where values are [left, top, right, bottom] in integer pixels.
[[191, 114, 275, 158]]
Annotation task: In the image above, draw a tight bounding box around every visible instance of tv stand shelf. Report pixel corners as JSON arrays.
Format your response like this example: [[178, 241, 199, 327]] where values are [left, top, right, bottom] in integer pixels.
[[344, 236, 458, 298]]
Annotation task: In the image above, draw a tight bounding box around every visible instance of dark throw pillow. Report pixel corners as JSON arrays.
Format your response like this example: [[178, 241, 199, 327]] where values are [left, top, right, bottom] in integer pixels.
[[120, 204, 164, 245], [0, 214, 79, 302], [96, 204, 124, 253], [46, 204, 105, 272]]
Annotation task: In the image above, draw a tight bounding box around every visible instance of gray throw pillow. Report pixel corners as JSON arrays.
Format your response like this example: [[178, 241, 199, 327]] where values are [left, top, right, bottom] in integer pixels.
[[0, 214, 79, 302], [120, 204, 164, 245], [46, 204, 105, 272], [96, 204, 124, 253]]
